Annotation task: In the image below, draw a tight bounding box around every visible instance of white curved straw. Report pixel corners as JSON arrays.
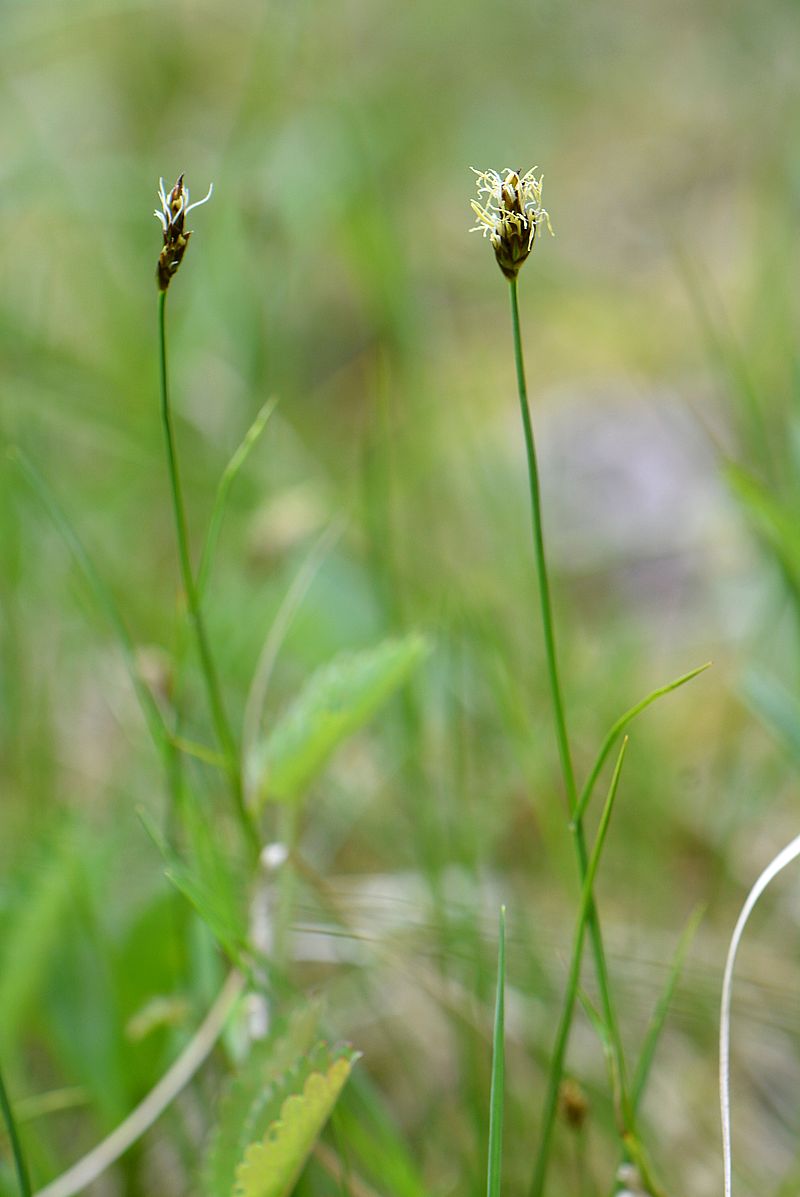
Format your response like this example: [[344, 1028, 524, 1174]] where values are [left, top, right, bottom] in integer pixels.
[[34, 970, 245, 1197], [720, 831, 800, 1197]]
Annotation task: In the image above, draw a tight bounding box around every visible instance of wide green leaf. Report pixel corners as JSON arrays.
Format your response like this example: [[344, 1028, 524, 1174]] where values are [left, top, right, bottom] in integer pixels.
[[250, 633, 429, 806]]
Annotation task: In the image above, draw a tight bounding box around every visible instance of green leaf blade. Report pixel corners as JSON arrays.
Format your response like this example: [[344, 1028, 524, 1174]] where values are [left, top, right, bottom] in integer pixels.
[[251, 633, 430, 807], [203, 1011, 322, 1197]]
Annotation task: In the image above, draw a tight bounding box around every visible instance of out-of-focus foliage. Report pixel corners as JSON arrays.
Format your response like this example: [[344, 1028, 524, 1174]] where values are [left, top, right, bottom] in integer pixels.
[[2, 0, 800, 1195]]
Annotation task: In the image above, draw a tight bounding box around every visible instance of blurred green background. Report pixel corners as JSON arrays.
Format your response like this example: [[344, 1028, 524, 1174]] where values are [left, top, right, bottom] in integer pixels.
[[3, 0, 800, 1194]]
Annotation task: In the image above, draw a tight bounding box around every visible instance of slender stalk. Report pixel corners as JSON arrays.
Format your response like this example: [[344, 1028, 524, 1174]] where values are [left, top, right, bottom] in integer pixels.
[[529, 739, 628, 1197], [0, 1063, 32, 1197], [157, 292, 255, 851], [487, 906, 506, 1197], [508, 277, 577, 811], [507, 279, 629, 1195], [574, 661, 711, 826]]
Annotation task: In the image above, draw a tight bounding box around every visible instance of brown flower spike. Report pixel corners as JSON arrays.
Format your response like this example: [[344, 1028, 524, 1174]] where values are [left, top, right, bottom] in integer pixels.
[[154, 174, 213, 291], [470, 167, 553, 280]]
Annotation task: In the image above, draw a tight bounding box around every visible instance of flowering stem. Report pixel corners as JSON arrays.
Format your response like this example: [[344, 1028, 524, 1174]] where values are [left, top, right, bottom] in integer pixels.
[[530, 739, 628, 1197], [508, 278, 577, 808], [507, 278, 628, 1195], [157, 292, 256, 853]]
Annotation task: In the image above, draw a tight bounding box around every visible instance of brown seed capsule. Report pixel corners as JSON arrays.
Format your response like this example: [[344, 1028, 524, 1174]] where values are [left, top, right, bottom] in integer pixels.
[[154, 174, 213, 291], [558, 1077, 589, 1132]]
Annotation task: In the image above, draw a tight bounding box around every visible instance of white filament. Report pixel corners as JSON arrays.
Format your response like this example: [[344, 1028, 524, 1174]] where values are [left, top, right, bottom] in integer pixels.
[[720, 831, 800, 1197], [34, 970, 245, 1197]]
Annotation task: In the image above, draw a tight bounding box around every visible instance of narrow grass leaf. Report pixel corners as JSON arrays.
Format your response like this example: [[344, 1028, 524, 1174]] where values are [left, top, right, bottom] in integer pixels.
[[332, 1072, 429, 1197], [725, 463, 800, 572], [486, 906, 505, 1197], [0, 1065, 31, 1197], [9, 448, 170, 759], [250, 634, 430, 808], [530, 739, 628, 1197], [138, 808, 247, 962], [577, 996, 668, 1197], [197, 398, 278, 601], [575, 663, 710, 823], [632, 903, 704, 1111]]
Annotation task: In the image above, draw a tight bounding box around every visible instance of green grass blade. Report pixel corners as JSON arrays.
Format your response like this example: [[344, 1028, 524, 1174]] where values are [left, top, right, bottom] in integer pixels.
[[137, 807, 247, 963], [574, 663, 711, 825], [9, 447, 171, 761], [196, 397, 277, 601], [171, 736, 228, 770], [0, 1064, 31, 1197], [332, 1072, 429, 1197], [530, 738, 628, 1197], [631, 903, 704, 1111], [576, 996, 668, 1197], [576, 987, 617, 1097], [487, 906, 506, 1197]]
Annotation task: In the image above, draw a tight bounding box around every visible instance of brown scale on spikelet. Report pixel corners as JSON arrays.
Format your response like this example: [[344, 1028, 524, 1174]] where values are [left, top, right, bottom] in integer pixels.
[[154, 174, 213, 291]]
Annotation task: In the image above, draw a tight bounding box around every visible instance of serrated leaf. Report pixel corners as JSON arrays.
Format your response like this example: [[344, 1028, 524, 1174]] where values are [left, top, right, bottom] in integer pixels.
[[203, 1008, 321, 1197], [232, 1045, 358, 1197], [251, 634, 429, 807]]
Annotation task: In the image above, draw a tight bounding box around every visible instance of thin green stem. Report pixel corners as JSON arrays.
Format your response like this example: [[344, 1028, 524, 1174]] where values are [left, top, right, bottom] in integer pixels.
[[0, 1063, 32, 1197], [157, 292, 256, 852], [508, 279, 629, 1196], [574, 662, 711, 826], [487, 906, 506, 1197], [508, 277, 577, 813], [529, 740, 628, 1197]]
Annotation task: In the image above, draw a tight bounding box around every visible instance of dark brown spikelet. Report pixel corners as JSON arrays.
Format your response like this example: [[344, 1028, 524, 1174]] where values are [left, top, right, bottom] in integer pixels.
[[154, 173, 212, 291]]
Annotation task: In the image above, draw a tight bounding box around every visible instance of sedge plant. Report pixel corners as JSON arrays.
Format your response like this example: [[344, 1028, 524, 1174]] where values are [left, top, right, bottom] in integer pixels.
[[471, 165, 629, 1185], [154, 174, 257, 854], [471, 166, 708, 1195], [3, 173, 433, 1197], [0, 1063, 31, 1197]]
